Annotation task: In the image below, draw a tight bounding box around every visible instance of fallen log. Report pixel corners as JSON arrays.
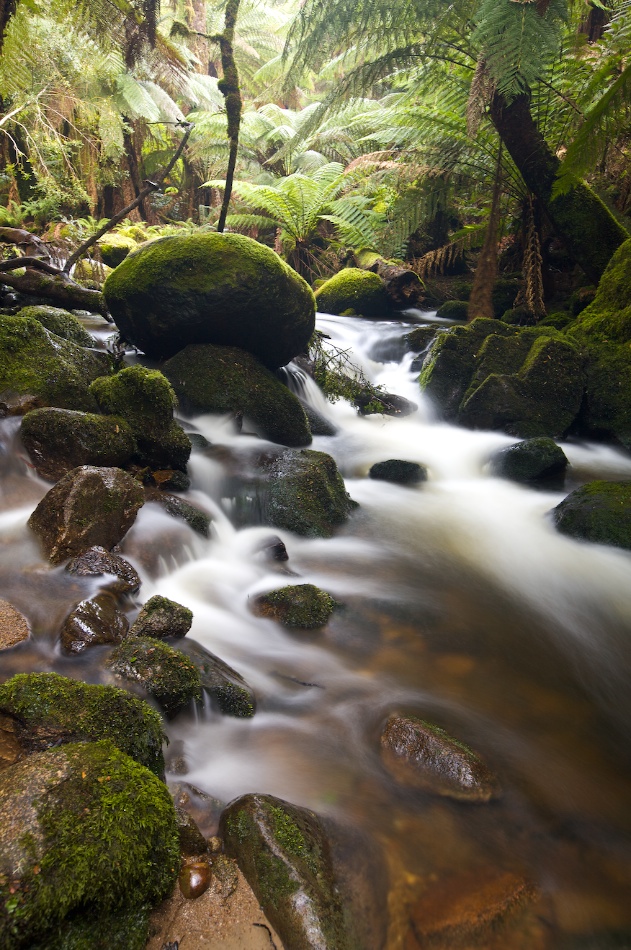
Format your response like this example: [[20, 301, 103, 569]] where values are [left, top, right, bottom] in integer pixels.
[[354, 249, 425, 309], [0, 266, 108, 316]]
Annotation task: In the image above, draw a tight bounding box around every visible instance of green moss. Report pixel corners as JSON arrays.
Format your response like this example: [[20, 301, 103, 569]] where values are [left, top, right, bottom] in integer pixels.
[[315, 268, 390, 317], [131, 595, 193, 640], [20, 408, 137, 479], [568, 238, 631, 345], [577, 342, 631, 448], [552, 480, 631, 549], [108, 636, 202, 718], [0, 672, 166, 777], [98, 234, 138, 268], [0, 315, 111, 411], [253, 584, 337, 629], [435, 300, 469, 321], [32, 903, 151, 950], [490, 437, 568, 482], [16, 307, 95, 347]]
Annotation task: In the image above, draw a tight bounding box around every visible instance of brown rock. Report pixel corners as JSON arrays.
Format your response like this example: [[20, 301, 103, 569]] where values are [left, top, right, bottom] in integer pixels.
[[59, 592, 130, 654], [27, 465, 144, 564], [0, 599, 29, 650], [380, 714, 501, 802], [179, 860, 212, 899], [65, 545, 140, 595], [0, 713, 21, 771]]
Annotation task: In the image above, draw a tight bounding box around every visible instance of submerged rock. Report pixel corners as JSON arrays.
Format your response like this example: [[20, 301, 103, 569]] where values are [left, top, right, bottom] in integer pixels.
[[489, 438, 569, 483], [380, 713, 501, 802], [175, 638, 256, 718], [20, 407, 136, 481], [130, 595, 193, 641], [104, 232, 315, 368], [60, 592, 130, 654], [28, 465, 144, 564], [369, 459, 428, 485], [108, 636, 202, 718], [552, 480, 631, 550], [252, 583, 337, 629], [0, 740, 178, 950], [315, 268, 390, 316], [0, 672, 166, 776], [90, 364, 191, 472], [164, 343, 312, 448], [65, 545, 140, 595], [16, 305, 95, 347], [0, 599, 29, 651]]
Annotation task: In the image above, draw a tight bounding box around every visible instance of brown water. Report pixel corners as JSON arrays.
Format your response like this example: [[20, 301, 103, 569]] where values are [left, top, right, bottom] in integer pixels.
[[2, 311, 631, 948]]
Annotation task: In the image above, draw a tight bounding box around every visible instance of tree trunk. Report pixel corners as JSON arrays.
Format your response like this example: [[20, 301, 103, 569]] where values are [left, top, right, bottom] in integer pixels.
[[216, 0, 242, 233], [467, 145, 503, 321], [490, 91, 628, 283], [354, 251, 425, 308], [123, 125, 147, 221], [0, 268, 107, 314]]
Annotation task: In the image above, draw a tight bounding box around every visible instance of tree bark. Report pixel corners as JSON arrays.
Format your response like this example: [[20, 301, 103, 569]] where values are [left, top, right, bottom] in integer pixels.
[[467, 145, 503, 321], [216, 0, 242, 233], [490, 91, 628, 282], [355, 251, 425, 308]]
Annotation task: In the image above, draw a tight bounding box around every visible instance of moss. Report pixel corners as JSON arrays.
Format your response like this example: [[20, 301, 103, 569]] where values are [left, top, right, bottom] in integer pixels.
[[539, 311, 574, 330], [0, 315, 111, 412], [104, 232, 315, 368], [16, 306, 94, 347], [163, 344, 312, 448], [315, 268, 389, 317], [491, 278, 520, 317], [577, 342, 631, 448], [252, 584, 337, 629], [0, 741, 178, 950], [31, 903, 151, 950], [108, 636, 202, 718], [435, 300, 469, 321], [98, 234, 138, 268], [568, 238, 631, 345], [0, 672, 166, 777], [552, 480, 631, 550], [130, 595, 193, 640], [368, 460, 427, 485]]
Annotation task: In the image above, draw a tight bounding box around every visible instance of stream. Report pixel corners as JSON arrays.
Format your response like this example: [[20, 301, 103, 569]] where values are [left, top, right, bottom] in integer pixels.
[[2, 309, 631, 947]]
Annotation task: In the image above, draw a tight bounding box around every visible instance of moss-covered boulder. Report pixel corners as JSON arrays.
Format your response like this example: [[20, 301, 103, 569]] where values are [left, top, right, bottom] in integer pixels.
[[90, 365, 191, 472], [568, 237, 631, 345], [16, 306, 95, 347], [28, 466, 144, 564], [175, 639, 256, 718], [0, 672, 166, 777], [489, 438, 569, 483], [435, 300, 469, 322], [380, 713, 501, 802], [65, 546, 140, 595], [576, 343, 631, 449], [314, 268, 390, 316], [0, 314, 111, 412], [108, 636, 202, 718], [163, 344, 311, 448], [0, 740, 178, 950], [368, 459, 428, 485], [130, 595, 193, 641], [220, 793, 386, 950], [251, 584, 337, 629], [60, 593, 130, 654], [20, 408, 136, 481], [552, 481, 631, 550], [104, 232, 315, 368], [98, 233, 138, 267]]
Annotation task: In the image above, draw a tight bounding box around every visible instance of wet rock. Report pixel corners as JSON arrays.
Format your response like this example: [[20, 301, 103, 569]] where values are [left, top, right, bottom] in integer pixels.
[[356, 389, 418, 417], [252, 583, 337, 629], [107, 636, 202, 719], [20, 407, 136, 481], [170, 782, 225, 839], [0, 671, 166, 776], [552, 481, 631, 550], [0, 392, 43, 417], [369, 459, 428, 485], [175, 638, 256, 718], [220, 793, 387, 950], [90, 365, 191, 472], [65, 545, 140, 595], [152, 468, 191, 491], [315, 268, 390, 316], [16, 304, 95, 347], [0, 313, 111, 412], [405, 868, 538, 948], [27, 465, 144, 564], [255, 535, 289, 562], [301, 400, 338, 436], [164, 343, 312, 448], [179, 859, 212, 899], [405, 324, 443, 353], [380, 713, 501, 802], [0, 714, 21, 771], [489, 437, 569, 483], [130, 595, 193, 641], [60, 592, 130, 654], [104, 232, 315, 368], [0, 741, 179, 950], [0, 599, 29, 650], [144, 486, 211, 537], [576, 343, 631, 450], [175, 805, 208, 856]]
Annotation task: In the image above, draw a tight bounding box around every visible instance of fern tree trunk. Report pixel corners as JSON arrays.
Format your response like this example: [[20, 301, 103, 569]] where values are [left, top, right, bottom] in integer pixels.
[[467, 145, 503, 321], [489, 91, 628, 283], [216, 0, 242, 234]]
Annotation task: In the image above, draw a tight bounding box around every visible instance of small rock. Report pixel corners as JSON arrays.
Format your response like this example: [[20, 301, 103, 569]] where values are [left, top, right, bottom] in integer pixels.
[[251, 583, 337, 629], [255, 535, 289, 562], [179, 860, 212, 899], [107, 636, 202, 719], [152, 469, 191, 491], [144, 487, 211, 537], [175, 639, 256, 718], [0, 599, 29, 650], [552, 480, 631, 550], [130, 595, 193, 641], [380, 713, 501, 802], [175, 805, 208, 856], [65, 546, 140, 595], [60, 592, 130, 654], [170, 782, 225, 839], [28, 465, 144, 564], [369, 459, 428, 485], [490, 437, 569, 482], [356, 389, 418, 416]]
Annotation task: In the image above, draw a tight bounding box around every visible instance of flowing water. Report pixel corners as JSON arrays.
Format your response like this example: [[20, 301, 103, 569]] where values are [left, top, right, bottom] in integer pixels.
[[2, 311, 631, 947]]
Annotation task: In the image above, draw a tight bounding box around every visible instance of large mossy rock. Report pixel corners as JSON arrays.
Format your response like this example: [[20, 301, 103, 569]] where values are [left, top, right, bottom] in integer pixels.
[[568, 237, 631, 345], [251, 583, 337, 629], [314, 268, 389, 316], [489, 437, 568, 483], [0, 315, 111, 412], [0, 740, 178, 950], [28, 465, 145, 564], [552, 481, 631, 550], [0, 672, 166, 777], [420, 319, 584, 437], [130, 595, 193, 641], [15, 306, 95, 347], [107, 636, 202, 718], [90, 365, 191, 471], [20, 408, 136, 481], [220, 793, 386, 950], [103, 233, 315, 368], [98, 233, 139, 267], [163, 344, 312, 448]]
